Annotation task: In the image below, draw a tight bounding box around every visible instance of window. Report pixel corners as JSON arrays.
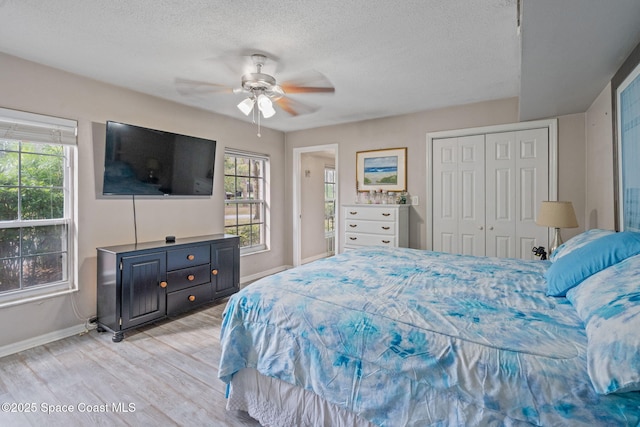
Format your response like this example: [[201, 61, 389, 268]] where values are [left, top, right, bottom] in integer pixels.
[[0, 108, 77, 305], [324, 167, 336, 255], [224, 149, 269, 253]]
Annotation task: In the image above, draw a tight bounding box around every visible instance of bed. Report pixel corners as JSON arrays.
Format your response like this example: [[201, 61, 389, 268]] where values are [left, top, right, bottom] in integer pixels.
[[218, 230, 640, 426]]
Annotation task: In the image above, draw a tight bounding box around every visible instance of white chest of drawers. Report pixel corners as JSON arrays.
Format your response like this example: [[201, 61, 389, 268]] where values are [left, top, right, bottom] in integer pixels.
[[343, 204, 409, 249]]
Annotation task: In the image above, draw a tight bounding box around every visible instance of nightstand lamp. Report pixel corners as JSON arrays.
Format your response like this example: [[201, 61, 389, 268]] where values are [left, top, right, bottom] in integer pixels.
[[536, 201, 579, 255]]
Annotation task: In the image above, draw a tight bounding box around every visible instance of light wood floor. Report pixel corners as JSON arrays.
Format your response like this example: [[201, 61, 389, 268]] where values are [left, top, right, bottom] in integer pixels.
[[0, 298, 262, 427]]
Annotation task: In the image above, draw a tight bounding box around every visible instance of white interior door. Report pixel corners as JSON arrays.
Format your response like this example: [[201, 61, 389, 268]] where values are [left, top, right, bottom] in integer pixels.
[[433, 135, 485, 255]]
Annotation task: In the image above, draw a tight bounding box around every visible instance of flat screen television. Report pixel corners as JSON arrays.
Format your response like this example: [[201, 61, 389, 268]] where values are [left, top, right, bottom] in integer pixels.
[[103, 121, 216, 196]]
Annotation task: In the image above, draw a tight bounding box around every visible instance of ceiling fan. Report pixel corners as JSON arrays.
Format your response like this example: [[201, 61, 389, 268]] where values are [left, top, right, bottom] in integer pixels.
[[176, 53, 335, 135]]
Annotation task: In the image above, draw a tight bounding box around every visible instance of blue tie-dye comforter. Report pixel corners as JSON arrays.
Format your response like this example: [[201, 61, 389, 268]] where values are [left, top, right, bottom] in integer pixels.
[[219, 247, 640, 426]]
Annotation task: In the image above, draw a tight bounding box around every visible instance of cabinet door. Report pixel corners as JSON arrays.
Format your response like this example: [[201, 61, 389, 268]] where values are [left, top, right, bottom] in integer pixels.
[[211, 240, 239, 298], [121, 252, 166, 329]]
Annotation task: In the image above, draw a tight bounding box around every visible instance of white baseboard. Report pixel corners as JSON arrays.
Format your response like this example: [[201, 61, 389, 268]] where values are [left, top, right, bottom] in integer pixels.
[[240, 265, 292, 285], [0, 265, 293, 358], [0, 323, 88, 359], [301, 253, 331, 265]]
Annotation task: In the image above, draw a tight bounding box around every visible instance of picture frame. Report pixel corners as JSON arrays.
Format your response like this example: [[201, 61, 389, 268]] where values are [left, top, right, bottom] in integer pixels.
[[356, 147, 407, 192], [612, 42, 640, 231]]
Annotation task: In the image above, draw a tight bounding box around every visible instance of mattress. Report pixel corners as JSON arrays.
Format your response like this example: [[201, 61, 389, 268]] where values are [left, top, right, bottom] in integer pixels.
[[219, 246, 640, 426]]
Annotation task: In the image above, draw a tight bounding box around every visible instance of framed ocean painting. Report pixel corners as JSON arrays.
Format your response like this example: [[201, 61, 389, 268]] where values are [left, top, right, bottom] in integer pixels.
[[356, 147, 407, 192]]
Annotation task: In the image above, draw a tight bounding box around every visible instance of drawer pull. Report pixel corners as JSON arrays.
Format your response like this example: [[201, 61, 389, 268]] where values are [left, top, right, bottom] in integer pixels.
[[349, 211, 358, 215], [211, 269, 219, 276], [381, 226, 390, 230], [382, 213, 391, 217], [188, 295, 196, 302], [349, 237, 357, 240], [349, 224, 358, 228], [187, 254, 195, 261], [160, 281, 168, 288], [187, 274, 195, 281], [382, 240, 391, 244]]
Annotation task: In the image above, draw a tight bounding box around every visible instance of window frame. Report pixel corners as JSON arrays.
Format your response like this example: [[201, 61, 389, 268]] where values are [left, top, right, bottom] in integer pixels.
[[223, 149, 270, 255], [0, 108, 77, 307]]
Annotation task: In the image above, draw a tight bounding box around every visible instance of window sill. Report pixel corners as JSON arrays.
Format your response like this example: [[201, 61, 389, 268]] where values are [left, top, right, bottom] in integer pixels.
[[0, 283, 77, 309]]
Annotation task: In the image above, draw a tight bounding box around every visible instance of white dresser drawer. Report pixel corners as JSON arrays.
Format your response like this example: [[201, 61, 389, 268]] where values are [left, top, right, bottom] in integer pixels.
[[344, 206, 396, 221], [342, 204, 409, 250], [345, 220, 395, 235], [345, 233, 396, 247]]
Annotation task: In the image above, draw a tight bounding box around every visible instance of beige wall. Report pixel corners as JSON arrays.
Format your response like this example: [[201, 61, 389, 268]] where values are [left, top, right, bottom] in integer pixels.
[[287, 100, 590, 253], [585, 83, 616, 230], [0, 49, 601, 353], [557, 113, 587, 241], [0, 52, 287, 350], [286, 98, 522, 252]]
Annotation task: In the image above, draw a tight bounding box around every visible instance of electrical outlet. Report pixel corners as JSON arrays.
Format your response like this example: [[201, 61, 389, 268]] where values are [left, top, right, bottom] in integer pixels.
[[411, 196, 419, 206]]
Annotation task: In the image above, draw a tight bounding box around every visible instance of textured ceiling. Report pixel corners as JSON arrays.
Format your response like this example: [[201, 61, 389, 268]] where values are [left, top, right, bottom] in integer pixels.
[[0, 1, 639, 132]]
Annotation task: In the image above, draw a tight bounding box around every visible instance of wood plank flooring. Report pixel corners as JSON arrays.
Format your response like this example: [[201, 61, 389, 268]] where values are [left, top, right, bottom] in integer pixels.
[[0, 298, 262, 427]]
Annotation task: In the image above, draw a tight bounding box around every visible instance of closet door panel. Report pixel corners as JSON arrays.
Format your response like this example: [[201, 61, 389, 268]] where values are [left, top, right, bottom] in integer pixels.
[[486, 132, 516, 258], [457, 135, 485, 256], [515, 128, 549, 259], [433, 138, 459, 253]]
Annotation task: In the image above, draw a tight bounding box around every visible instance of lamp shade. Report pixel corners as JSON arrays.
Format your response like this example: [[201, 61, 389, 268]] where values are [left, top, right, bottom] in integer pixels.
[[536, 201, 579, 228]]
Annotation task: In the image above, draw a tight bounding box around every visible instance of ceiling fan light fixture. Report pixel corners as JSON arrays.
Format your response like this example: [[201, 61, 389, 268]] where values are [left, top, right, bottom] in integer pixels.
[[237, 97, 255, 115], [257, 94, 276, 118]]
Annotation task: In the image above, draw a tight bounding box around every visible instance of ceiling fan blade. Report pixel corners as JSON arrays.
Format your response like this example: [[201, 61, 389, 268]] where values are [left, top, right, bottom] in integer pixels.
[[275, 96, 319, 116], [175, 78, 235, 97], [280, 71, 335, 95]]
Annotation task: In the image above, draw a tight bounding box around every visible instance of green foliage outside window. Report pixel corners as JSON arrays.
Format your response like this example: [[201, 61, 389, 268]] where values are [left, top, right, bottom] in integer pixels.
[[0, 141, 68, 293]]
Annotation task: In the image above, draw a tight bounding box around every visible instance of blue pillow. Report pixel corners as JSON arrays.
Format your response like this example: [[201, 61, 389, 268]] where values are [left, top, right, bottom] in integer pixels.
[[549, 229, 615, 262], [545, 231, 640, 297]]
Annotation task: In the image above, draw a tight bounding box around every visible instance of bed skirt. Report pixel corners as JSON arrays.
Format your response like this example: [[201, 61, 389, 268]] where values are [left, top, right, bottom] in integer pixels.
[[226, 368, 375, 427]]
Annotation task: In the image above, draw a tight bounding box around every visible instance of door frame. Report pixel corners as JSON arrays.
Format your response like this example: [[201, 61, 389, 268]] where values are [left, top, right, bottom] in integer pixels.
[[426, 119, 558, 252], [292, 144, 339, 267]]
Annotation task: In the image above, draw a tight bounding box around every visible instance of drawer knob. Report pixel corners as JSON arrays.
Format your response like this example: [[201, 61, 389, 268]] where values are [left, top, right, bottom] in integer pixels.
[[382, 240, 390, 244], [349, 211, 358, 215], [382, 226, 390, 230], [382, 213, 391, 217], [211, 269, 219, 276], [349, 237, 357, 240], [188, 295, 196, 302], [187, 274, 195, 281], [160, 281, 168, 288], [349, 224, 357, 228], [187, 254, 195, 261]]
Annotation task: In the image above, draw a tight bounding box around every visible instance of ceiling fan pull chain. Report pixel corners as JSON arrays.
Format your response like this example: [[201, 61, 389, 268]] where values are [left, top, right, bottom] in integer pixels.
[[257, 100, 262, 137]]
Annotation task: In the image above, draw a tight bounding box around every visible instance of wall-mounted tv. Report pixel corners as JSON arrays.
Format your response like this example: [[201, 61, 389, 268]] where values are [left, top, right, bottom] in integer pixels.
[[103, 121, 216, 196]]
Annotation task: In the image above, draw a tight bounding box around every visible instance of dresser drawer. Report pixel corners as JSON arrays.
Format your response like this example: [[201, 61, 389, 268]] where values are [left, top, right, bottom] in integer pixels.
[[167, 245, 210, 270], [345, 207, 396, 221], [167, 282, 212, 316], [167, 264, 212, 292], [345, 233, 396, 247], [345, 219, 395, 235]]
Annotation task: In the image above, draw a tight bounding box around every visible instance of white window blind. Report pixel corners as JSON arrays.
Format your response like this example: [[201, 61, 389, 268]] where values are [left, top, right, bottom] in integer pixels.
[[0, 107, 77, 146]]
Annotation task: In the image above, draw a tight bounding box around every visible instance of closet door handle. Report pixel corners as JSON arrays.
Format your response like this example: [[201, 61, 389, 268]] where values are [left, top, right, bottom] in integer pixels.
[[489, 226, 494, 231], [478, 226, 483, 230]]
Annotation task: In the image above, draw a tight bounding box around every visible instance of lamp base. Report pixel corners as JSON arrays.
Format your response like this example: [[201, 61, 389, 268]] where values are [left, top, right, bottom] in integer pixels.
[[549, 228, 563, 255]]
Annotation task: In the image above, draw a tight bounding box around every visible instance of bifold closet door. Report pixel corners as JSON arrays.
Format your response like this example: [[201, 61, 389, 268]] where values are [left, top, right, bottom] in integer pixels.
[[485, 128, 549, 259], [432, 128, 549, 260], [432, 135, 485, 256]]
